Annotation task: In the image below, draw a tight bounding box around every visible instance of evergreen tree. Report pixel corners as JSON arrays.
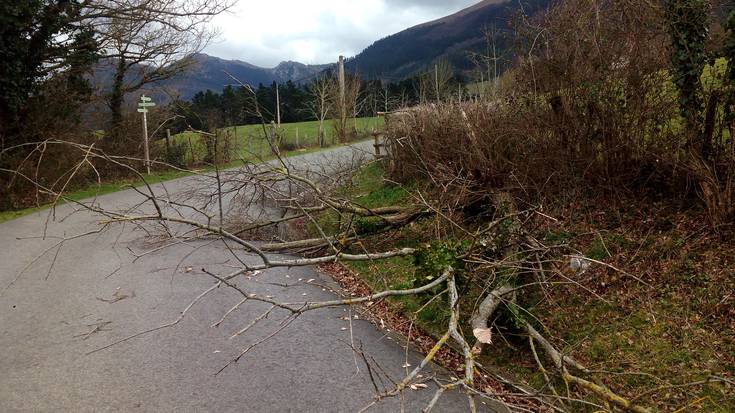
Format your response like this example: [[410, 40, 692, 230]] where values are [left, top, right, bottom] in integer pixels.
[[0, 0, 98, 148]]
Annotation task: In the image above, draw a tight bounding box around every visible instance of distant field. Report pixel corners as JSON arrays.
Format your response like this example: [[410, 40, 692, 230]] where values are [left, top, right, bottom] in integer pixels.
[[170, 117, 384, 163], [1, 117, 383, 224]]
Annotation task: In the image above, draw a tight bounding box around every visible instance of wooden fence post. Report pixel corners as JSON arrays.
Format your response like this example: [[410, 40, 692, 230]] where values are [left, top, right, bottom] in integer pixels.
[[165, 129, 171, 153], [373, 131, 385, 159]]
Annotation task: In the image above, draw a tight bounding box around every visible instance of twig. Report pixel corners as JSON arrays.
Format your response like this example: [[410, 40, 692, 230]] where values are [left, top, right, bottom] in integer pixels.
[[87, 282, 221, 355]]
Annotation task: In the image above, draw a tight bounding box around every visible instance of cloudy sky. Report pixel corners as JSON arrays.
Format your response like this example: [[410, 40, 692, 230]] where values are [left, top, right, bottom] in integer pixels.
[[205, 0, 480, 67]]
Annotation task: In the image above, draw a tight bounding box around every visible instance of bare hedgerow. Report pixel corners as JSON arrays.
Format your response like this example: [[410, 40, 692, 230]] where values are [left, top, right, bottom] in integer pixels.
[[387, 0, 734, 226]]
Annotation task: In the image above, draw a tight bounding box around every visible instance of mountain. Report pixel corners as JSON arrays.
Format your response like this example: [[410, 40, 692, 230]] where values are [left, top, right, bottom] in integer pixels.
[[166, 54, 331, 99], [346, 0, 550, 80], [91, 54, 331, 101], [91, 0, 550, 100]]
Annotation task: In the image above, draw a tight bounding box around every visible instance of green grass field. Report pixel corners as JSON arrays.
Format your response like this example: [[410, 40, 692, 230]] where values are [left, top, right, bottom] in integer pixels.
[[170, 117, 384, 164], [0, 117, 384, 224]]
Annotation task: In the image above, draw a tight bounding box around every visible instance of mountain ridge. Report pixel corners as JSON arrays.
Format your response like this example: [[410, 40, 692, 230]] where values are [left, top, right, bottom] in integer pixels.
[[345, 0, 549, 80], [164, 53, 331, 99]]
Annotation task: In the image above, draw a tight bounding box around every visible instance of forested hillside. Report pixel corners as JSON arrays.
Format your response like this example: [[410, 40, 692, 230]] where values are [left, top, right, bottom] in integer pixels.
[[346, 0, 550, 79]]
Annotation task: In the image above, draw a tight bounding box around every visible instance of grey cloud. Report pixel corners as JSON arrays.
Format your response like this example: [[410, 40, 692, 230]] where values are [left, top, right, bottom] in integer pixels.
[[204, 0, 479, 67]]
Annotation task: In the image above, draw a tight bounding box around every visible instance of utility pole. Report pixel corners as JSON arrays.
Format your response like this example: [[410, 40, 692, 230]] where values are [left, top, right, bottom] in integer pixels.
[[339, 56, 345, 112], [338, 55, 346, 119], [337, 55, 347, 142], [276, 82, 281, 126]]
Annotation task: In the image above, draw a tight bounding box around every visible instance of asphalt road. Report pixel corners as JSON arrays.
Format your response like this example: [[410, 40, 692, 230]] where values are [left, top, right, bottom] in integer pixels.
[[0, 142, 506, 413]]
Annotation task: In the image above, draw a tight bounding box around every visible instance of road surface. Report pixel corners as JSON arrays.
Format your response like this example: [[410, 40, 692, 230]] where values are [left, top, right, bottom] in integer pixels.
[[0, 142, 505, 412]]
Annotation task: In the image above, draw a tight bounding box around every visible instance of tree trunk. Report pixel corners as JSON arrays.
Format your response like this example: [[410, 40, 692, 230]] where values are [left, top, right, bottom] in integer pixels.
[[107, 57, 127, 152], [702, 91, 719, 160], [318, 120, 324, 147]]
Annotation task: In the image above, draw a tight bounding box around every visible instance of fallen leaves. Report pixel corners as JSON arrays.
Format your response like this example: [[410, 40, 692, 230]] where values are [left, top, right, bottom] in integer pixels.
[[409, 383, 428, 390]]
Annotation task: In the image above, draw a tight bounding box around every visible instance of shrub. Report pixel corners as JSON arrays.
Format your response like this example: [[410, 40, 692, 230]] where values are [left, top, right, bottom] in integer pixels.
[[164, 141, 188, 169], [385, 0, 734, 226]]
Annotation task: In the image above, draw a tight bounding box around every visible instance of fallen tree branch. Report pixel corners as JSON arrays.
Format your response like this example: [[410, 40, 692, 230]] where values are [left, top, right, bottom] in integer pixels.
[[470, 284, 515, 354], [223, 248, 417, 278], [525, 323, 653, 413]]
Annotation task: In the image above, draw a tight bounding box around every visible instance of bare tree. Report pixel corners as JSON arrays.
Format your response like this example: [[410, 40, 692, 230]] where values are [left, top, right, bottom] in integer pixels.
[[433, 59, 454, 103], [306, 76, 333, 147], [415, 60, 453, 105], [466, 24, 505, 101], [379, 84, 400, 113], [484, 24, 501, 93], [331, 73, 362, 143], [416, 71, 431, 105], [80, 0, 232, 148]]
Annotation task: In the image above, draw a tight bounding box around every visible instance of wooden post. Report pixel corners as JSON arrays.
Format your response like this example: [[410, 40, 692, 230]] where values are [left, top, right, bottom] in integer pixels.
[[296, 128, 300, 148], [373, 131, 385, 158], [142, 111, 150, 174], [338, 55, 346, 142], [435, 64, 440, 103], [338, 55, 346, 113], [276, 83, 281, 126], [165, 129, 171, 153]]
